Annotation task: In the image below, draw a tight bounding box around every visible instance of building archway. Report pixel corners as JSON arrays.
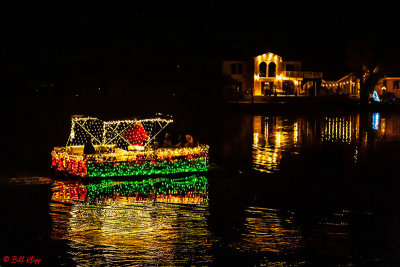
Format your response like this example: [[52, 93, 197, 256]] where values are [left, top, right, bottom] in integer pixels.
[[268, 62, 276, 77], [259, 62, 267, 77]]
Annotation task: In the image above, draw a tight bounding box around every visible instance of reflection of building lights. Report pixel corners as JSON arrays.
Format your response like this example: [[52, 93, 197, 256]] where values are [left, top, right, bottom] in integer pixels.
[[381, 118, 386, 135], [254, 132, 259, 146], [372, 113, 380, 130], [253, 114, 365, 173], [354, 147, 358, 163], [322, 116, 354, 144], [275, 131, 281, 149]]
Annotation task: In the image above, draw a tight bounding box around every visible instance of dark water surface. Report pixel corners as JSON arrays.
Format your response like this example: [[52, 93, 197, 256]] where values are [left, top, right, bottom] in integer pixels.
[[2, 111, 400, 266]]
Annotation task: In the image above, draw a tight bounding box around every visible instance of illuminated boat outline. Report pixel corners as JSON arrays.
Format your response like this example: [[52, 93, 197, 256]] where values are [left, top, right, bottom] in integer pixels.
[[51, 115, 209, 178]]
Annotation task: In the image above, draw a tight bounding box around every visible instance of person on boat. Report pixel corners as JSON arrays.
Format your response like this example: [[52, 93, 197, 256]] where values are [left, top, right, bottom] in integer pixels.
[[83, 137, 96, 154], [124, 121, 149, 148], [162, 132, 173, 148], [153, 141, 160, 150], [174, 134, 185, 148], [184, 135, 195, 148]]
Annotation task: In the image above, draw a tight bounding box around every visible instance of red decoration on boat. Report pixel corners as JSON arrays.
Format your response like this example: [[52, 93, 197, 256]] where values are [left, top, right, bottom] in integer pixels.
[[123, 123, 148, 146]]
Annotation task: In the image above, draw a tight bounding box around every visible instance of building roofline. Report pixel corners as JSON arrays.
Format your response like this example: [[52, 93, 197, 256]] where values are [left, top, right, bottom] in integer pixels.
[[336, 73, 355, 82], [383, 76, 400, 79]]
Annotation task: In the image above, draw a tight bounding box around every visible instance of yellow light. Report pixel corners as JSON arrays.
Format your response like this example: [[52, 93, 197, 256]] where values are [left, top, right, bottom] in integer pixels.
[[254, 132, 259, 146]]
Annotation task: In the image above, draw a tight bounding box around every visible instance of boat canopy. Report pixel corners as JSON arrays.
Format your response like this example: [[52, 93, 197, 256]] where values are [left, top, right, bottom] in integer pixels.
[[66, 115, 173, 148]]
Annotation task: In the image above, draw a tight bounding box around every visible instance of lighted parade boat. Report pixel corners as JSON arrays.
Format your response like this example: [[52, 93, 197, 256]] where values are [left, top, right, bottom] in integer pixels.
[[51, 115, 209, 178]]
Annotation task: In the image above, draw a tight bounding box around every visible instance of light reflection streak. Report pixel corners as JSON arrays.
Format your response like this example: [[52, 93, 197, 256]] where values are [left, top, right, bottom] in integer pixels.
[[321, 117, 356, 144], [372, 113, 380, 130], [233, 207, 353, 266], [381, 118, 386, 135], [236, 207, 302, 253], [252, 116, 299, 173]]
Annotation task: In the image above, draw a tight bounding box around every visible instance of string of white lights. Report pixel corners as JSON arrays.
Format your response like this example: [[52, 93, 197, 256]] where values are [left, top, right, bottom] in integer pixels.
[[66, 116, 174, 147]]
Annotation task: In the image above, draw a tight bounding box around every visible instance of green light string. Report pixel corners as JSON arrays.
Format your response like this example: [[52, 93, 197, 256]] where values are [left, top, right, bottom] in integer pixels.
[[86, 157, 207, 177]]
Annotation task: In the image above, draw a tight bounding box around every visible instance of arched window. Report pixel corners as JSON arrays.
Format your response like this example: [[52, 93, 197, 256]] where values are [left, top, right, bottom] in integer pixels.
[[259, 62, 266, 77], [268, 62, 276, 77]]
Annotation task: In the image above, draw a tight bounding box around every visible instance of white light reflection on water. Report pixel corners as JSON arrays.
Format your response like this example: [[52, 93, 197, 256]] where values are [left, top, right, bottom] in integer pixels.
[[64, 202, 212, 265]]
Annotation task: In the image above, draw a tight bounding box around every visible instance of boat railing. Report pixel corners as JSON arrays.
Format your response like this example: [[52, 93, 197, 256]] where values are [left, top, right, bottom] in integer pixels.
[[53, 145, 209, 162]]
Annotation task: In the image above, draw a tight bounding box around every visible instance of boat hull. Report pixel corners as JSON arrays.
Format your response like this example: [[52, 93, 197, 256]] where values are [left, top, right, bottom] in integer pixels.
[[51, 146, 209, 178]]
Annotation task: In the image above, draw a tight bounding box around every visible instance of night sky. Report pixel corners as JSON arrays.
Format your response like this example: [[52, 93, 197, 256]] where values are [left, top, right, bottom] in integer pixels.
[[1, 0, 400, 90]]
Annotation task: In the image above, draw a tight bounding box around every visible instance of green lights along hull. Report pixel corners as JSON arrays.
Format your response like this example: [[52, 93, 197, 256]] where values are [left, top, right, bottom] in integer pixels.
[[85, 157, 208, 178], [51, 145, 209, 179]]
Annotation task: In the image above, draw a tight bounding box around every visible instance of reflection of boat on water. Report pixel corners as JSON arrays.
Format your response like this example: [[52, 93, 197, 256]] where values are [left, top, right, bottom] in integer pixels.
[[49, 174, 212, 265], [51, 174, 208, 205], [51, 116, 209, 178]]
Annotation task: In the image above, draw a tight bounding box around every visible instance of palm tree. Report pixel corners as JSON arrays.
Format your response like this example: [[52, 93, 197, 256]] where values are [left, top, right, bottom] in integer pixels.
[[359, 64, 383, 105]]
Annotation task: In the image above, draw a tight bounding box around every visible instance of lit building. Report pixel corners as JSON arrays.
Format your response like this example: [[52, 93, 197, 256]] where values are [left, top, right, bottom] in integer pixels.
[[221, 60, 253, 97], [375, 77, 400, 97], [321, 73, 360, 98], [253, 52, 322, 96], [222, 52, 323, 97]]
